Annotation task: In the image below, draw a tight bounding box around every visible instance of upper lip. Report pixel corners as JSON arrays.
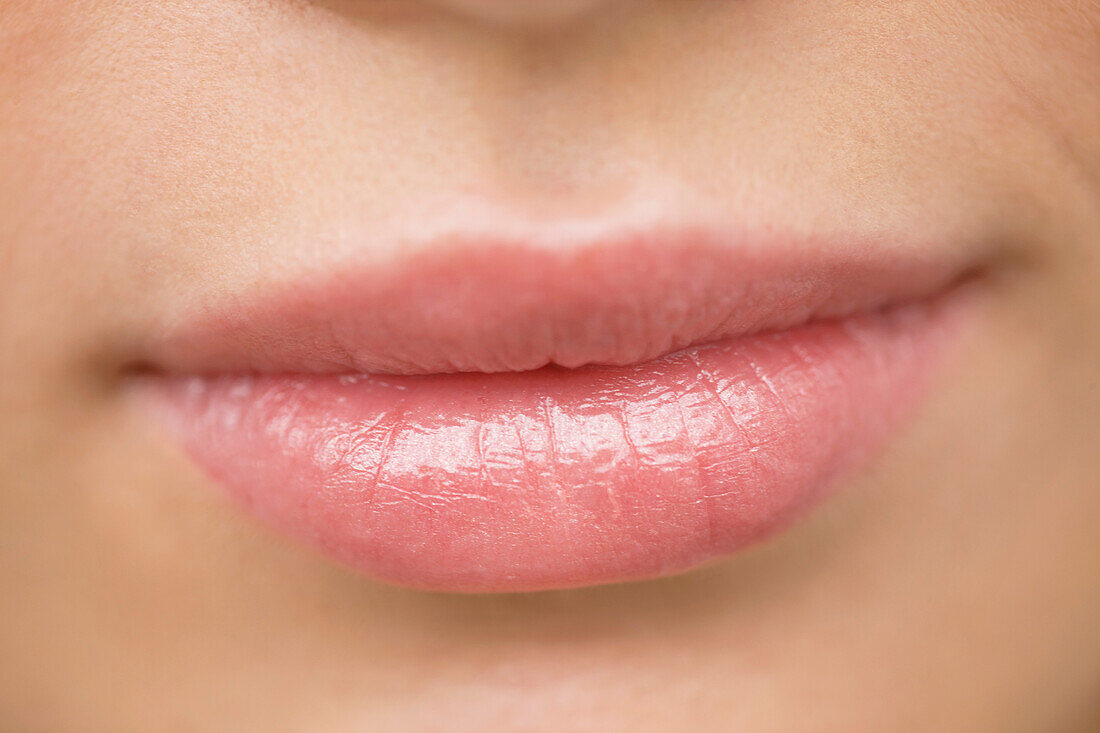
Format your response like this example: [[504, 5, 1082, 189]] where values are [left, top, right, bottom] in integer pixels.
[[146, 224, 979, 377]]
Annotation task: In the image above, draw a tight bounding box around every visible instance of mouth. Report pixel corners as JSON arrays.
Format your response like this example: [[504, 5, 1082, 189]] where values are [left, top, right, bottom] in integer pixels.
[[138, 225, 979, 592]]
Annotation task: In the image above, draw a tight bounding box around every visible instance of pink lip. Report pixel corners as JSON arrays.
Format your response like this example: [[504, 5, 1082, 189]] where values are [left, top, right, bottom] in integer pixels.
[[144, 229, 974, 592]]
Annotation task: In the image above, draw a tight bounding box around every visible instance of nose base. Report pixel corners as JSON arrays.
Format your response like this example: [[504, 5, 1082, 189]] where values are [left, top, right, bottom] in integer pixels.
[[428, 0, 612, 26]]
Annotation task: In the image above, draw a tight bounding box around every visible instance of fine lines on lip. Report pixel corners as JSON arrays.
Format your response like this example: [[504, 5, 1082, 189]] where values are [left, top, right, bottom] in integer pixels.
[[141, 227, 978, 591]]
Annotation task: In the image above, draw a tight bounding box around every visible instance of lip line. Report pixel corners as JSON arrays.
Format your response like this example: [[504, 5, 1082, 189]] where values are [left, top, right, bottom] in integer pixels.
[[143, 225, 982, 378]]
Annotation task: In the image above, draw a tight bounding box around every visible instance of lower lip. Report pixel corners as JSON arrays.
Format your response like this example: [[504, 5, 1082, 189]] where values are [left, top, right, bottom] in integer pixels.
[[148, 294, 968, 593]]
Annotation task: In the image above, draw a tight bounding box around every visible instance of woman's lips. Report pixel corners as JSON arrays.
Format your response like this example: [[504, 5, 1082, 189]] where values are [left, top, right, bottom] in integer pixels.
[[145, 230, 975, 592]]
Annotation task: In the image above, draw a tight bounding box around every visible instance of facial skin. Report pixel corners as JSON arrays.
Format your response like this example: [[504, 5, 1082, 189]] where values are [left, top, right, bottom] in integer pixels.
[[2, 0, 1099, 730]]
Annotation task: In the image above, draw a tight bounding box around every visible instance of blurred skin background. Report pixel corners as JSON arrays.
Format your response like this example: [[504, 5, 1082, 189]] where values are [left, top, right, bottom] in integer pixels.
[[1, 1, 1099, 731]]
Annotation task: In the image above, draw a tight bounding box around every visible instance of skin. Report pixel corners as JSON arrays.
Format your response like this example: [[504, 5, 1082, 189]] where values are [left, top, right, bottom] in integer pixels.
[[1, 0, 1099, 730]]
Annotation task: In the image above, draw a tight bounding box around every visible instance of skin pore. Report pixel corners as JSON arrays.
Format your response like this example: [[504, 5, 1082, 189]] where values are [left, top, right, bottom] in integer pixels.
[[1, 1, 1099, 731]]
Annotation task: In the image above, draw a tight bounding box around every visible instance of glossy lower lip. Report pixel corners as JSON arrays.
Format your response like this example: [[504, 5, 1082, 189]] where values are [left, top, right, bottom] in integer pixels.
[[144, 229, 974, 592]]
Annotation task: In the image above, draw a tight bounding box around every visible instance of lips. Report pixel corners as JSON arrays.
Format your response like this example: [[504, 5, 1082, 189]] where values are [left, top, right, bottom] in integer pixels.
[[143, 229, 974, 592]]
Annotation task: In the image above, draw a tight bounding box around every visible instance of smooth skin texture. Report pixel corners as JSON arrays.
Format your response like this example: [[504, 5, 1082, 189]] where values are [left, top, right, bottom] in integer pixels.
[[1, 1, 1099, 731]]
